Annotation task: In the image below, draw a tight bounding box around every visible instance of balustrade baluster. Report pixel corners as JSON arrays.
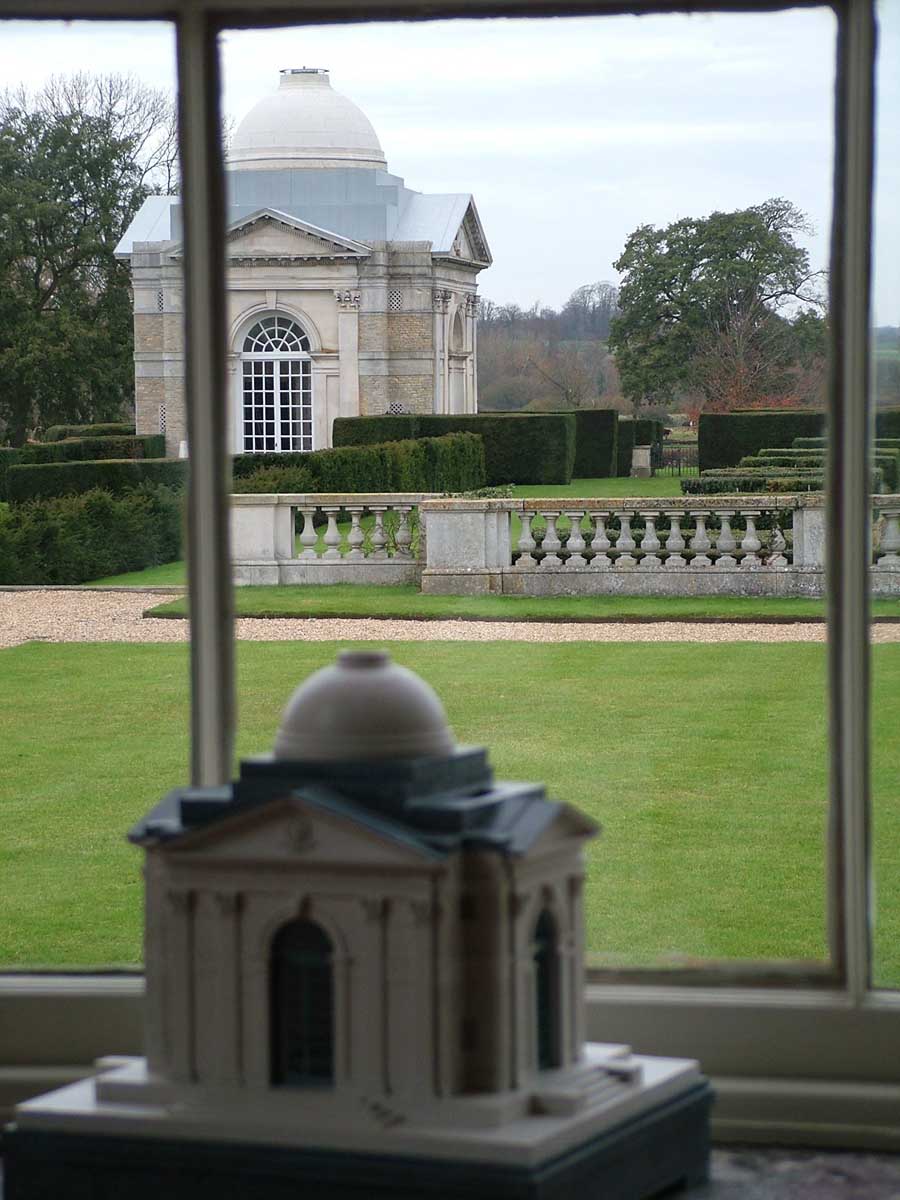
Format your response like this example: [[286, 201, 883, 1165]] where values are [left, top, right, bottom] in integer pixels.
[[369, 506, 388, 560], [540, 511, 563, 567], [714, 510, 737, 568], [876, 508, 900, 568], [768, 524, 789, 568], [638, 511, 662, 568], [346, 506, 365, 562], [564, 511, 587, 566], [517, 512, 537, 567], [689, 512, 712, 567], [321, 507, 342, 561], [394, 506, 413, 560], [664, 512, 686, 568], [614, 512, 637, 568], [298, 506, 319, 560], [590, 512, 612, 569], [739, 511, 762, 567]]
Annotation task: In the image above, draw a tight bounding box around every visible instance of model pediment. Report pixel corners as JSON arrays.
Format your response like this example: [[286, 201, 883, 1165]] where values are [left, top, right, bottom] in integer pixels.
[[169, 792, 442, 869], [176, 208, 371, 262], [446, 200, 492, 267], [525, 802, 599, 859]]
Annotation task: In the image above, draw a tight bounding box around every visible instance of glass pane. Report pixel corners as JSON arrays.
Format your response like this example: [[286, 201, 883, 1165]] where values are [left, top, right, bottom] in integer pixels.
[[871, 0, 900, 990], [218, 9, 836, 978], [0, 18, 181, 969]]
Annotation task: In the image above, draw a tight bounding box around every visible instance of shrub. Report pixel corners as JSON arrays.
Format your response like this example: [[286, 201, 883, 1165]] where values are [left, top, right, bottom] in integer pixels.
[[332, 414, 575, 485], [18, 435, 165, 465], [569, 409, 618, 477], [43, 422, 135, 442], [616, 419, 635, 477], [633, 418, 665, 449], [0, 486, 182, 585], [0, 447, 23, 501], [7, 458, 187, 504], [234, 433, 485, 495], [698, 411, 826, 471]]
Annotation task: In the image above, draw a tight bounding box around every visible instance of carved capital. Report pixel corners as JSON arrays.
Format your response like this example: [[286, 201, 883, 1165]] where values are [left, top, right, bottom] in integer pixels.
[[432, 288, 452, 313], [334, 289, 360, 309], [465, 294, 478, 317]]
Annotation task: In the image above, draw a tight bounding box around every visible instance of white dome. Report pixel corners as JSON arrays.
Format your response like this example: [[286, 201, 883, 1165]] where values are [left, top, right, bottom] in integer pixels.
[[273, 650, 456, 763], [228, 68, 387, 172]]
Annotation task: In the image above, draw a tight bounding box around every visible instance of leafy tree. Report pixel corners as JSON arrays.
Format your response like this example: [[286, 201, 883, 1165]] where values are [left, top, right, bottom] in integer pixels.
[[0, 75, 176, 445], [608, 199, 825, 412]]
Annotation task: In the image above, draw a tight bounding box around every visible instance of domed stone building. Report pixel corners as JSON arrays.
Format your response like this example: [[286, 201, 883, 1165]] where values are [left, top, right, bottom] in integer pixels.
[[116, 69, 492, 457]]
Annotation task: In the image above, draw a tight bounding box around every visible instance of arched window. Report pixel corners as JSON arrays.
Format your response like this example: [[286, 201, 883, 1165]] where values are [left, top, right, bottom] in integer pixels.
[[451, 308, 465, 352], [241, 315, 313, 453], [534, 909, 562, 1071], [270, 919, 334, 1087]]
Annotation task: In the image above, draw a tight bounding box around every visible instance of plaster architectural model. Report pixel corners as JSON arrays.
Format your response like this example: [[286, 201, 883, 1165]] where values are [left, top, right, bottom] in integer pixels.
[[115, 68, 492, 457], [7, 651, 711, 1199]]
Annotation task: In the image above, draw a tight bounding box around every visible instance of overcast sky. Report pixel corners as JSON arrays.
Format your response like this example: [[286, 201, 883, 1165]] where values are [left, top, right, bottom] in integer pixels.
[[0, 7, 896, 323]]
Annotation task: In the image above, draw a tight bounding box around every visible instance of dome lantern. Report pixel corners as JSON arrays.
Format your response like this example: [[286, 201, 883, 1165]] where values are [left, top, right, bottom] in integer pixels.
[[228, 68, 387, 172]]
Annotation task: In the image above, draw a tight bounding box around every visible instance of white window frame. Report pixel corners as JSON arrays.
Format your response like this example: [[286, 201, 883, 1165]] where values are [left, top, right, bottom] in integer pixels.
[[240, 316, 314, 453], [1, 0, 898, 1151]]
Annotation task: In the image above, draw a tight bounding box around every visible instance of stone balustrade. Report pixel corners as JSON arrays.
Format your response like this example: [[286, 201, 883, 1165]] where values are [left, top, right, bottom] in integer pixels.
[[231, 493, 439, 585], [419, 495, 900, 597]]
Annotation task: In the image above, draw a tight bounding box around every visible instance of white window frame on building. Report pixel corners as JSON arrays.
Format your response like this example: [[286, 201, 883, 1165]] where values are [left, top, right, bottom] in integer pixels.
[[240, 316, 314, 453], [0, 0, 896, 1153]]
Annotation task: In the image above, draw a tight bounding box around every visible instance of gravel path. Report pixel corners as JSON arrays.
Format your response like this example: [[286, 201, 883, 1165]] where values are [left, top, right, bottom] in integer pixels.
[[2, 590, 899, 649]]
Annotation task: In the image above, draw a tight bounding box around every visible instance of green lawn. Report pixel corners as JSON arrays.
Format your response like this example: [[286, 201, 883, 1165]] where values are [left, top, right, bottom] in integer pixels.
[[148, 583, 900, 623], [1, 640, 897, 984]]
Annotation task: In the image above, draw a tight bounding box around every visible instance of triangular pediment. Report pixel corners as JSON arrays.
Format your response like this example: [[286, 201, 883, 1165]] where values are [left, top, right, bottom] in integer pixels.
[[171, 209, 370, 262], [441, 199, 492, 268], [525, 802, 599, 859], [168, 792, 440, 869]]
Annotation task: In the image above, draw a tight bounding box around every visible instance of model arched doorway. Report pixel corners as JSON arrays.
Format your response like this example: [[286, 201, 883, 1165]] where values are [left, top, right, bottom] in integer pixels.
[[534, 909, 562, 1071], [241, 315, 313, 453], [270, 919, 334, 1087]]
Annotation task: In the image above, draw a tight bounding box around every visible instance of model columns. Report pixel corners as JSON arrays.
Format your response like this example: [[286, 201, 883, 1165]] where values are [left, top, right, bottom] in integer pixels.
[[335, 290, 360, 428]]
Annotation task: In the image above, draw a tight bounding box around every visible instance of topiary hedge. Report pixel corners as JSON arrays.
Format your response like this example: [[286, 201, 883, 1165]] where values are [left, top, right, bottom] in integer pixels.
[[0, 486, 182, 584], [7, 458, 188, 504], [616, 419, 635, 477], [698, 411, 826, 471], [43, 422, 135, 442], [332, 413, 576, 485], [17, 435, 165, 465], [233, 433, 485, 494], [568, 409, 618, 477], [876, 409, 900, 439], [0, 447, 23, 501]]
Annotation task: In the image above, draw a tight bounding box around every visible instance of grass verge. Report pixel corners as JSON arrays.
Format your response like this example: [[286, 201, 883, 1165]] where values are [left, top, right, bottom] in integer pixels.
[[146, 583, 900, 623], [1, 640, 897, 983]]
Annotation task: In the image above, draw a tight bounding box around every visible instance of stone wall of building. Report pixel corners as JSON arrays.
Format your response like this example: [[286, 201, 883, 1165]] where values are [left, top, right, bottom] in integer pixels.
[[358, 313, 388, 352], [388, 314, 432, 353]]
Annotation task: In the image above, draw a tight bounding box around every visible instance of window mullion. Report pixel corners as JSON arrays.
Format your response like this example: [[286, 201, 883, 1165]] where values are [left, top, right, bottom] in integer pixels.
[[828, 0, 877, 1002], [176, 11, 234, 786]]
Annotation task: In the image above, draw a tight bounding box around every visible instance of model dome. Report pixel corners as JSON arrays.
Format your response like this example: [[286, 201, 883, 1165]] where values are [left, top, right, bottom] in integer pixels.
[[228, 68, 387, 172], [273, 650, 455, 762]]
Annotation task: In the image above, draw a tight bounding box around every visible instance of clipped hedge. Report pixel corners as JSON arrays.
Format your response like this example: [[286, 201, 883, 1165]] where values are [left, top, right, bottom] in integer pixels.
[[332, 414, 575, 485], [43, 422, 135, 442], [876, 409, 900, 439], [18, 435, 165, 465], [616, 419, 635, 477], [698, 411, 826, 471], [0, 486, 182, 585], [568, 409, 618, 477], [234, 432, 486, 494], [7, 458, 188, 504], [0, 447, 23, 501]]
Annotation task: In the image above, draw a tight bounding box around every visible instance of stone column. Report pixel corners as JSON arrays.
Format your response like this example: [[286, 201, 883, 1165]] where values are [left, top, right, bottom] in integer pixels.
[[466, 294, 478, 413], [432, 289, 450, 414], [335, 290, 360, 424]]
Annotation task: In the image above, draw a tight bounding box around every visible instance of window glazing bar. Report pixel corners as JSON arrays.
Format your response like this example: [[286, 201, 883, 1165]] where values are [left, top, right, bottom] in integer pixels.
[[828, 0, 876, 1001], [176, 11, 234, 786]]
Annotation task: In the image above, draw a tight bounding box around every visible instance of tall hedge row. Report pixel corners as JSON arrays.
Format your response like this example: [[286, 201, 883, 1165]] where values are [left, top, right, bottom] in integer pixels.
[[568, 409, 618, 477], [332, 413, 577, 485], [7, 458, 188, 504], [698, 411, 826, 471], [43, 422, 135, 442], [0, 487, 182, 585], [18, 435, 165, 464], [8, 433, 485, 504], [616, 420, 635, 476]]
